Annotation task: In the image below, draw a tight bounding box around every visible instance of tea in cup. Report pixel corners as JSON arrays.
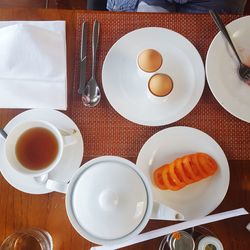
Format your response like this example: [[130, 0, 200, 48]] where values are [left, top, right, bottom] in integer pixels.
[[4, 120, 77, 178]]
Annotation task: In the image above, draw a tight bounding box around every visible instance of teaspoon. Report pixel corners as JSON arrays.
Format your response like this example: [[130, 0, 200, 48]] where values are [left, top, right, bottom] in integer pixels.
[[82, 20, 101, 107], [0, 128, 7, 139]]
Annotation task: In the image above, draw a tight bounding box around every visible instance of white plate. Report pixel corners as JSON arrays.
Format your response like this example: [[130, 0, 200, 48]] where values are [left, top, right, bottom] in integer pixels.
[[206, 16, 250, 122], [136, 126, 230, 220], [102, 27, 205, 126], [0, 109, 84, 194]]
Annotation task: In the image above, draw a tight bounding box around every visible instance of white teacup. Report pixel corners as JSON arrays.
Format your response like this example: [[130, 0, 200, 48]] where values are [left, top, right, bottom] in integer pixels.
[[4, 120, 77, 180]]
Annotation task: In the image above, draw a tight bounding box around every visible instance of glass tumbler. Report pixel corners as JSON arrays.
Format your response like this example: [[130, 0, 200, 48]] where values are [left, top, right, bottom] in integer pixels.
[[0, 228, 52, 250], [159, 230, 195, 250]]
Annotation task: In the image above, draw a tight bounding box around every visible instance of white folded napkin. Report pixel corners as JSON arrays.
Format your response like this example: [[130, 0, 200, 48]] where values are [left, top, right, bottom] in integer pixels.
[[0, 21, 67, 110]]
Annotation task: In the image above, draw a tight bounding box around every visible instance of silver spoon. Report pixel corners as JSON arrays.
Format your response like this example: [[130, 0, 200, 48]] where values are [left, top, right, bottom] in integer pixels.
[[82, 20, 101, 107], [0, 128, 7, 139], [210, 10, 250, 83]]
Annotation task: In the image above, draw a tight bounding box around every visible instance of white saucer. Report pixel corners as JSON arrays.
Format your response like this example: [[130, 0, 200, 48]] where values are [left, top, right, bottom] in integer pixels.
[[136, 126, 230, 220], [0, 109, 84, 194], [102, 27, 205, 126], [206, 16, 250, 122]]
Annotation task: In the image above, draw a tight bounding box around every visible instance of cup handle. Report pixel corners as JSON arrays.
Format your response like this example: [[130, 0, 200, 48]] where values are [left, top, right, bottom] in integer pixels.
[[46, 179, 68, 193], [151, 201, 184, 221], [34, 174, 68, 194], [59, 128, 78, 147]]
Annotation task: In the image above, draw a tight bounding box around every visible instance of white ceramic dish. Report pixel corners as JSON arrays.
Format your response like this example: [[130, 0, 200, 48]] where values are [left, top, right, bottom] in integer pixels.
[[206, 16, 250, 122], [102, 27, 205, 126], [136, 126, 230, 220], [65, 156, 153, 246], [48, 156, 183, 246], [0, 109, 84, 194]]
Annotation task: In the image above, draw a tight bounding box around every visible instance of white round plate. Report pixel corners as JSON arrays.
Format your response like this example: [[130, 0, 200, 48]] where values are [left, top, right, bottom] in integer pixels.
[[102, 27, 205, 126], [206, 16, 250, 122], [136, 126, 230, 220], [0, 109, 84, 194]]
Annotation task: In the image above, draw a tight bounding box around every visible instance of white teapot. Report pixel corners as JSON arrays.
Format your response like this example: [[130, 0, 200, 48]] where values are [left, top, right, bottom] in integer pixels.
[[45, 156, 184, 246]]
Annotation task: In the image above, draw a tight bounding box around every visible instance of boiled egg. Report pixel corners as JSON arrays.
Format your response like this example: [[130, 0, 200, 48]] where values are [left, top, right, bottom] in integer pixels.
[[148, 73, 173, 97], [138, 49, 162, 72]]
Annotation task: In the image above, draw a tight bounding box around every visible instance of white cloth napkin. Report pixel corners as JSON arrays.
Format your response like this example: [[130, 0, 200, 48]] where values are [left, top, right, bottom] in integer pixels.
[[0, 21, 67, 110]]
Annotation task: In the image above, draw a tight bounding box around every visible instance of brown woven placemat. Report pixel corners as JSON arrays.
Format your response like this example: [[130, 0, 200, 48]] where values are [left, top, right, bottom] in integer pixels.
[[71, 12, 250, 161]]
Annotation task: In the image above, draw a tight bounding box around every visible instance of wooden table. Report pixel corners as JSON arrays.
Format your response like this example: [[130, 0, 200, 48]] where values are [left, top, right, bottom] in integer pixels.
[[0, 8, 249, 250]]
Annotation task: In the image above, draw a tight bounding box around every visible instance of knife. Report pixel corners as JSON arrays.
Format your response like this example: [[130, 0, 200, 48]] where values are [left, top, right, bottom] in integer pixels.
[[78, 21, 88, 94]]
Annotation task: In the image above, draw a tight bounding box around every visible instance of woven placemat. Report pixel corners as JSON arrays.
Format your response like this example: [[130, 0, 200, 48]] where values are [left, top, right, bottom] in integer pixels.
[[72, 12, 249, 161]]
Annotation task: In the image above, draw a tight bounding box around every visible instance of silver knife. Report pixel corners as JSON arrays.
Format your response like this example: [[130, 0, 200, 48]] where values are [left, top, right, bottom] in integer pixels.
[[78, 21, 88, 94]]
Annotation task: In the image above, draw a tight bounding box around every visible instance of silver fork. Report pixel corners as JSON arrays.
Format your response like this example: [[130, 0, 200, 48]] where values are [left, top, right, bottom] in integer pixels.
[[210, 10, 250, 83]]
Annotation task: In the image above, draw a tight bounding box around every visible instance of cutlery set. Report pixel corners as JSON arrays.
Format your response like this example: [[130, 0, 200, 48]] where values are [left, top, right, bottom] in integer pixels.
[[78, 20, 101, 107], [78, 12, 250, 112]]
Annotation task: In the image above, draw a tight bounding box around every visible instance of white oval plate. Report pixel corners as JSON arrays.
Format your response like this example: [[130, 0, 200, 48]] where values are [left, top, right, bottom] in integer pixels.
[[136, 126, 230, 220], [206, 16, 250, 122], [102, 27, 205, 126], [0, 109, 84, 194]]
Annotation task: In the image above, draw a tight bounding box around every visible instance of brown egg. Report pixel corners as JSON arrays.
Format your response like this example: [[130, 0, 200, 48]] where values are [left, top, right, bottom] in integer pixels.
[[148, 73, 173, 97], [138, 49, 162, 72]]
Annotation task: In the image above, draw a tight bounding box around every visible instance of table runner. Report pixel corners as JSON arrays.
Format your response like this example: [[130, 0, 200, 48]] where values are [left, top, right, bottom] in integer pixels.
[[72, 12, 250, 161]]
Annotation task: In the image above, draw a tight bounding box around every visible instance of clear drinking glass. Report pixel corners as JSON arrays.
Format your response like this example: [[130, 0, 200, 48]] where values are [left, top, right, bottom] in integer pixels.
[[159, 230, 195, 250], [159, 227, 218, 250], [0, 228, 53, 250]]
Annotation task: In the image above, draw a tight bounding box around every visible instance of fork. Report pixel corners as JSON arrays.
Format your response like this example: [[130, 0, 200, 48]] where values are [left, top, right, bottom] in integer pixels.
[[209, 10, 250, 83]]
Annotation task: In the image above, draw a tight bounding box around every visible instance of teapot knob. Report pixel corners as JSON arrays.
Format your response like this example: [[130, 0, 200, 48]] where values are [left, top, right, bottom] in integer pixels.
[[99, 189, 119, 211]]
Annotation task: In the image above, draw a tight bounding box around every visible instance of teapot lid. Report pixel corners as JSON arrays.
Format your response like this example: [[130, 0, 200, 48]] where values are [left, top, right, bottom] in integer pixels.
[[66, 156, 153, 246]]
